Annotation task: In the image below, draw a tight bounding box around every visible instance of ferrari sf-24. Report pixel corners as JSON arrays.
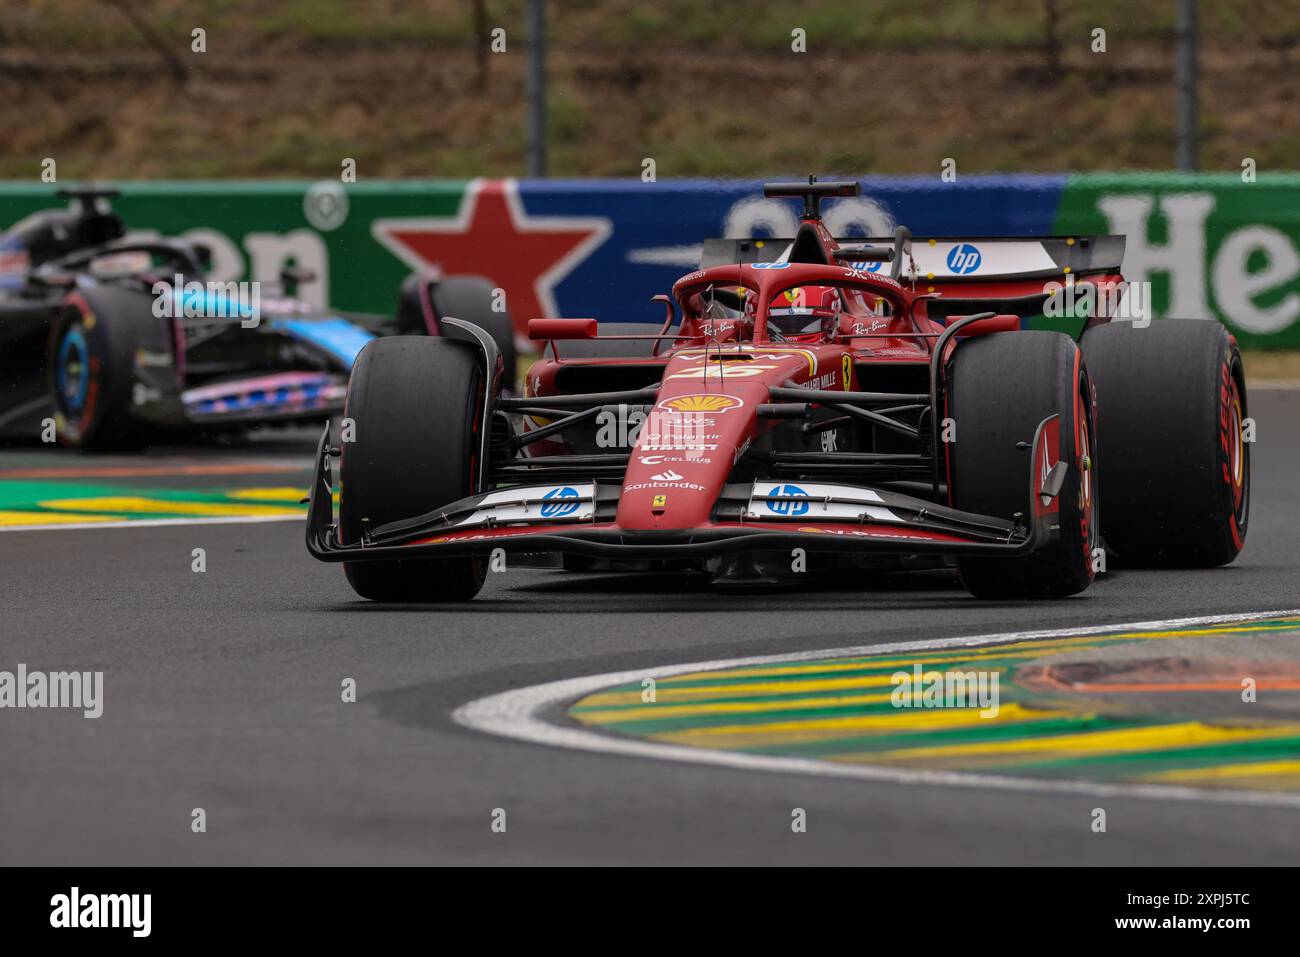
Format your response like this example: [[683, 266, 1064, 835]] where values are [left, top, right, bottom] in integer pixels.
[[306, 179, 1249, 601]]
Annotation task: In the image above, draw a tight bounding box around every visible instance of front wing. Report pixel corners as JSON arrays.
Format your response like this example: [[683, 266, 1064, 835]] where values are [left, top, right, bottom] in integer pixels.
[[305, 416, 1065, 563]]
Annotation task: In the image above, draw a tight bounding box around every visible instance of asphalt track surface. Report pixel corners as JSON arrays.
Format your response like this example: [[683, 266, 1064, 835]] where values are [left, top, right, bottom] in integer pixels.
[[2, 388, 1299, 865]]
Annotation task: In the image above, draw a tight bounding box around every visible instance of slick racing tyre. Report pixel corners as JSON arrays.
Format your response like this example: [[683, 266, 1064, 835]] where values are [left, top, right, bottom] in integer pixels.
[[1080, 319, 1248, 567], [339, 336, 488, 601], [949, 331, 1099, 599], [396, 273, 516, 392], [46, 286, 154, 450]]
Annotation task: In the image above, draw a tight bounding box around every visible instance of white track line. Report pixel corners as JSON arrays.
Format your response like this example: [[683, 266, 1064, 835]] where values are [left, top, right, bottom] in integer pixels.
[[0, 514, 304, 533], [454, 608, 1300, 809]]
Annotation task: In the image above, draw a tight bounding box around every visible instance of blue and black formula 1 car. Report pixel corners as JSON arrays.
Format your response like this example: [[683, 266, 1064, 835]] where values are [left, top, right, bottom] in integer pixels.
[[0, 187, 514, 449]]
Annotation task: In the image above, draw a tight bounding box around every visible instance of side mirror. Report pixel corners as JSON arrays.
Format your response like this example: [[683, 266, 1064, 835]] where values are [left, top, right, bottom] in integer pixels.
[[528, 317, 597, 340]]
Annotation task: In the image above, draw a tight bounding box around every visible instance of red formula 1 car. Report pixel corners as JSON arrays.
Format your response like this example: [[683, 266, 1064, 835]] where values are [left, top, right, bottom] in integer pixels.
[[306, 180, 1249, 601]]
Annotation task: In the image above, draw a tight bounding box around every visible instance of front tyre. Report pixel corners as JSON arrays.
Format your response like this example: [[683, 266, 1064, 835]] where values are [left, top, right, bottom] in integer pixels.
[[949, 331, 1099, 599], [339, 336, 487, 601]]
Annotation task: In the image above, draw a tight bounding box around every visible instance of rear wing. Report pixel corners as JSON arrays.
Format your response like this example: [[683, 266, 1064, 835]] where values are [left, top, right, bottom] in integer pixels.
[[700, 235, 1125, 283]]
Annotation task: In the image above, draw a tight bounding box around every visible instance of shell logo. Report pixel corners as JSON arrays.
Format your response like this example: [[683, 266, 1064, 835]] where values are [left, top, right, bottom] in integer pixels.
[[658, 394, 744, 413]]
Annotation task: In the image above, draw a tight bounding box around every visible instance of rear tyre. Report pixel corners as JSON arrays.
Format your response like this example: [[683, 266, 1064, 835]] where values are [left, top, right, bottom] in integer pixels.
[[396, 273, 516, 391], [47, 286, 153, 450], [949, 331, 1098, 599], [1080, 319, 1248, 567], [339, 336, 487, 601]]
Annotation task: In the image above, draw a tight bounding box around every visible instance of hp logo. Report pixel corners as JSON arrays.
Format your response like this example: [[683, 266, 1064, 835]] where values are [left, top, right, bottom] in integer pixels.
[[767, 484, 810, 517], [540, 486, 580, 518], [946, 243, 982, 275]]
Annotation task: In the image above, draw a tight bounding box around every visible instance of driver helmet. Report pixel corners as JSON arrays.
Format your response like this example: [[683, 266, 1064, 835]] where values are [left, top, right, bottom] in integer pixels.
[[767, 285, 841, 342]]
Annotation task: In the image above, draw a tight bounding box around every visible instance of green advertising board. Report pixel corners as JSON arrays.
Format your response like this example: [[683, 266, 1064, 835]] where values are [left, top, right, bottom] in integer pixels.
[[1055, 174, 1300, 349]]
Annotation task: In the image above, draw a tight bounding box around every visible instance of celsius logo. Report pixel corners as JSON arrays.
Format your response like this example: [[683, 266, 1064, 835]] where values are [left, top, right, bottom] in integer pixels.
[[766, 484, 810, 516], [946, 243, 982, 274], [540, 486, 580, 518]]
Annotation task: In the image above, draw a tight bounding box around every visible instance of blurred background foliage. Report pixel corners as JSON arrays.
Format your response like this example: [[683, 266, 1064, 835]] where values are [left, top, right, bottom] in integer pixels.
[[1, 0, 1297, 178]]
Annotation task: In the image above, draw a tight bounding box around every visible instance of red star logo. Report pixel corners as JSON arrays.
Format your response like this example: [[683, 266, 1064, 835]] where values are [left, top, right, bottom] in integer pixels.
[[371, 179, 611, 340]]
